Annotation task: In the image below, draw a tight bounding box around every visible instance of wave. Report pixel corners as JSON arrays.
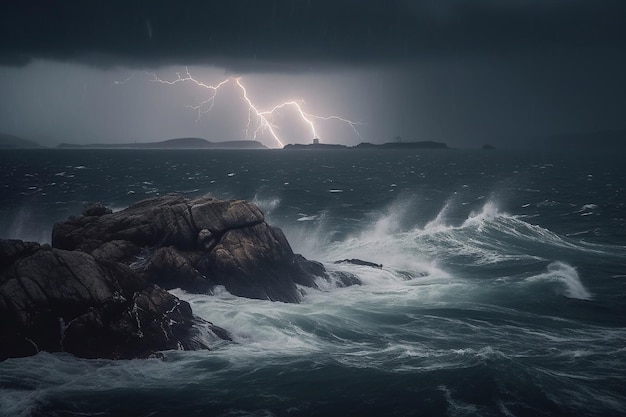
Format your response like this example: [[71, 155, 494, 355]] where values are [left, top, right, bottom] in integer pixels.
[[524, 261, 592, 300], [264, 196, 624, 315], [281, 197, 625, 274]]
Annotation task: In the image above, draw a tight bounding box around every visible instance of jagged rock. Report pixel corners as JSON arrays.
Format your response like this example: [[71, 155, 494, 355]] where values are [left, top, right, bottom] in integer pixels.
[[53, 195, 194, 252], [82, 202, 113, 217], [0, 239, 41, 269], [0, 239, 229, 361], [91, 240, 141, 263], [297, 255, 361, 287], [52, 195, 353, 302], [206, 223, 301, 302], [144, 246, 215, 293], [190, 199, 264, 234], [334, 258, 383, 269]]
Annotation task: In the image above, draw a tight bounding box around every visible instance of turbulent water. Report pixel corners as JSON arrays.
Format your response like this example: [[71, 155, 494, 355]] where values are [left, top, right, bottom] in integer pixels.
[[1, 148, 625, 417]]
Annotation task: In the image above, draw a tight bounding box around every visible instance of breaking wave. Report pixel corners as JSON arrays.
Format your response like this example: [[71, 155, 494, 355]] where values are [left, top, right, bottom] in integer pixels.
[[524, 261, 592, 300]]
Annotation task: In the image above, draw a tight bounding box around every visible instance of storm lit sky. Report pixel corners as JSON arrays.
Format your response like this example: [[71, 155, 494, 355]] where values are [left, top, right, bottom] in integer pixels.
[[1, 1, 625, 148]]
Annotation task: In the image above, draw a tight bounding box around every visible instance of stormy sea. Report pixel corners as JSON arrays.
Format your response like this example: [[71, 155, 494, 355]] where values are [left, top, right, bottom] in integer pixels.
[[1, 147, 625, 417]]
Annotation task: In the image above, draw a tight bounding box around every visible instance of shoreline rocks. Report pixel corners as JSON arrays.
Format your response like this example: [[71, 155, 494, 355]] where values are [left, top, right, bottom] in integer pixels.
[[53, 195, 356, 302], [0, 240, 227, 361], [1, 195, 360, 361]]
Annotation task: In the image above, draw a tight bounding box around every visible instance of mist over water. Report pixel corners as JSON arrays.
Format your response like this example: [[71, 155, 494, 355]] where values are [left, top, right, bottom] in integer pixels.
[[1, 148, 626, 416]]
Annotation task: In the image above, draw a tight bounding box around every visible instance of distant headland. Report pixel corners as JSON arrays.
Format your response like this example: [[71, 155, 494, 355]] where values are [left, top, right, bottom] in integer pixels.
[[2, 130, 625, 151], [283, 140, 448, 150], [57, 138, 267, 149]]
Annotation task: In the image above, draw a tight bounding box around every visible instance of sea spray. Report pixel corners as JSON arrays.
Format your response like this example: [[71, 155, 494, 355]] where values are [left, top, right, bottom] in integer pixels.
[[524, 261, 592, 300]]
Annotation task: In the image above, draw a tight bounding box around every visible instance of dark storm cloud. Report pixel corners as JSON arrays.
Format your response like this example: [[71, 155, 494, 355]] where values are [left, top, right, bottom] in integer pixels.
[[1, 0, 625, 70]]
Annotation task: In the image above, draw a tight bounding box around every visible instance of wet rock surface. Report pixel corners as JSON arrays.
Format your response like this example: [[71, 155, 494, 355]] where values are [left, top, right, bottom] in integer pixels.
[[1, 195, 360, 360], [0, 240, 226, 361], [53, 195, 354, 302]]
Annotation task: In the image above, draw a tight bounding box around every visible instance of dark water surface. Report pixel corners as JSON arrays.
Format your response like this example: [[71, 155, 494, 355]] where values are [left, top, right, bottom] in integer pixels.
[[1, 148, 625, 416]]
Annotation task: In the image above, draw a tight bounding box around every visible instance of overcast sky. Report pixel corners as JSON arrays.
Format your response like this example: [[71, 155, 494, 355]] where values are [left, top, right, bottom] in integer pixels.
[[1, 0, 625, 148]]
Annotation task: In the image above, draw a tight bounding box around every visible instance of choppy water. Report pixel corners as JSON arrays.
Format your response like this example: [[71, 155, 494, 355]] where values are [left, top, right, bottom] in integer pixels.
[[1, 148, 625, 416]]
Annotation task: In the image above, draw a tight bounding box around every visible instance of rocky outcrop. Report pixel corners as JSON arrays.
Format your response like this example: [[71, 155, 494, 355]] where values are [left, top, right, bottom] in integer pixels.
[[53, 195, 356, 302], [0, 240, 227, 361], [1, 195, 359, 361]]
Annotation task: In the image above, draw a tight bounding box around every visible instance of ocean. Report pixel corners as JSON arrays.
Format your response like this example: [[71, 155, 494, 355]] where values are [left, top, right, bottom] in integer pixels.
[[0, 148, 625, 416]]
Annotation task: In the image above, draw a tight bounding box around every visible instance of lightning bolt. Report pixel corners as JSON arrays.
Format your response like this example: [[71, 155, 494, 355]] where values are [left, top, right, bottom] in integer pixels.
[[235, 78, 289, 147], [112, 72, 137, 85], [117, 67, 364, 148]]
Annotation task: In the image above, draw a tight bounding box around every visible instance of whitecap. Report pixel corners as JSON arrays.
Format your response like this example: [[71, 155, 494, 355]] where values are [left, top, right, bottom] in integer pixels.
[[524, 261, 592, 300], [461, 200, 502, 227], [297, 215, 317, 222], [423, 201, 453, 233]]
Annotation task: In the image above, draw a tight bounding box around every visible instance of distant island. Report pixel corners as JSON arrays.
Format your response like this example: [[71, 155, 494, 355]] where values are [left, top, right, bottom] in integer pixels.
[[283, 140, 448, 150], [57, 138, 267, 149], [3, 129, 624, 151]]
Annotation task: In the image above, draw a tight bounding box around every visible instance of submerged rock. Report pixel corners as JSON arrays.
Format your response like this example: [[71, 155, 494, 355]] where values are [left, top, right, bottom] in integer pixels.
[[53, 195, 351, 302], [0, 239, 227, 361], [334, 258, 383, 269]]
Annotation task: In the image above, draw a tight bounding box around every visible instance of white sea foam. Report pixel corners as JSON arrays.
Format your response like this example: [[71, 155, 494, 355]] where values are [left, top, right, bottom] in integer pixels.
[[423, 200, 453, 233], [524, 261, 592, 300], [171, 288, 324, 357], [283, 198, 538, 271], [461, 200, 502, 228], [296, 215, 317, 222]]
